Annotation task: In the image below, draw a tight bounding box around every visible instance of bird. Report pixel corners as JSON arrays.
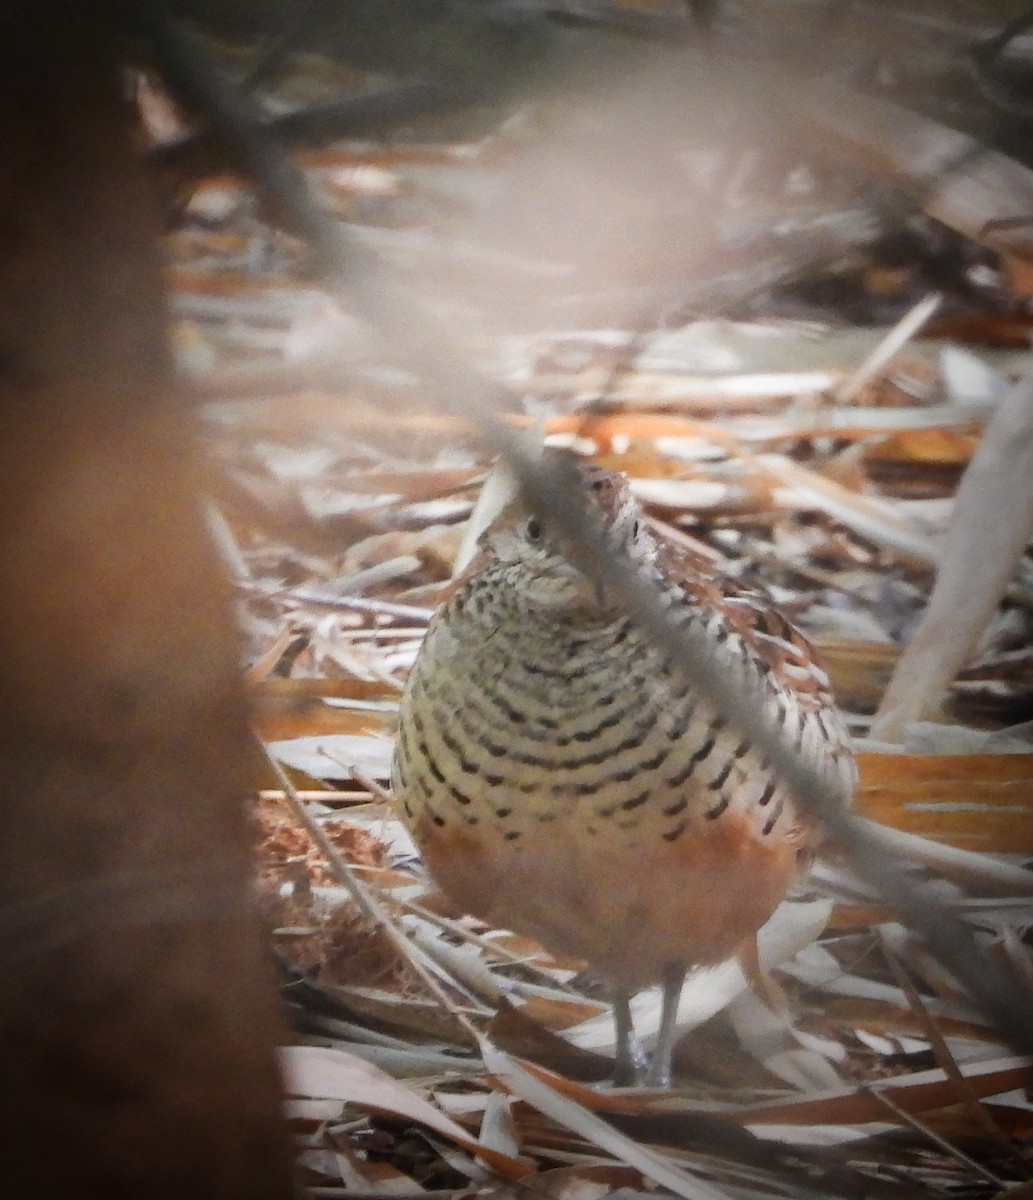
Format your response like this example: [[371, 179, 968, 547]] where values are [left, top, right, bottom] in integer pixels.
[[391, 456, 855, 1085]]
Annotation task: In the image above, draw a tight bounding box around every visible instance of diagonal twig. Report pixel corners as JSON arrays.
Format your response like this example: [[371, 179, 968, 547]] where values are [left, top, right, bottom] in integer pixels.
[[256, 733, 484, 1045]]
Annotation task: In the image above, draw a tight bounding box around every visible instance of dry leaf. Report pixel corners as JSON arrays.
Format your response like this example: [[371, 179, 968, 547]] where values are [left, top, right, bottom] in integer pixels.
[[281, 1045, 531, 1178]]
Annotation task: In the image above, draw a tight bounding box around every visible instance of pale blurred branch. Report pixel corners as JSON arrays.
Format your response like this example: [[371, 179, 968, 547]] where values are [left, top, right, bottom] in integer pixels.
[[872, 366, 1033, 742]]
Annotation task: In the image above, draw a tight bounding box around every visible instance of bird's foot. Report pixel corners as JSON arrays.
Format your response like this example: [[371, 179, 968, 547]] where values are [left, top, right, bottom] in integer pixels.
[[612, 1032, 649, 1086]]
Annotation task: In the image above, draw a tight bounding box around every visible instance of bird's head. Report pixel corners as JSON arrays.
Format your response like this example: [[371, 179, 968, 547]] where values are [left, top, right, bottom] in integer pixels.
[[479, 461, 657, 613]]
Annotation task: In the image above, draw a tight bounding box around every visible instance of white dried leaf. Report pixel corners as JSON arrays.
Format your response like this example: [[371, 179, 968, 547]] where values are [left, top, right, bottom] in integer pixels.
[[269, 734, 394, 780]]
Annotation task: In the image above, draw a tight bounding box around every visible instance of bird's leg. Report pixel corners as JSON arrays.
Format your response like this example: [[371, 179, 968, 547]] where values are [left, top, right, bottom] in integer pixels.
[[612, 989, 647, 1085], [644, 962, 686, 1087]]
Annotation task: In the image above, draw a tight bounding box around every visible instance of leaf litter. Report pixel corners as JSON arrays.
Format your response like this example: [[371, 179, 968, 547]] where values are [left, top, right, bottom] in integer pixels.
[[153, 13, 1033, 1196]]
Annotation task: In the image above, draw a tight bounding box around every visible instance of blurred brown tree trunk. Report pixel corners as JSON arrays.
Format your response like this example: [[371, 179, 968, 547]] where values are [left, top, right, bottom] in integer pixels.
[[0, 7, 294, 1198]]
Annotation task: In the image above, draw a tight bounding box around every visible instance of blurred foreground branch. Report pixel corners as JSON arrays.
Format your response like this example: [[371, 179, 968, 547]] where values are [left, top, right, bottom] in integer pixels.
[[0, 6, 293, 1195]]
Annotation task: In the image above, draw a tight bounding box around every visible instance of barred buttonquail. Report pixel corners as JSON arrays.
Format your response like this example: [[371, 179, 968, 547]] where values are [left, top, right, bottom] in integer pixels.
[[392, 460, 855, 1085]]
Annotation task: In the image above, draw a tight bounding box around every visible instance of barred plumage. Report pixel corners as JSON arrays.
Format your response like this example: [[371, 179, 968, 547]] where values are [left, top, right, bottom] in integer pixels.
[[392, 460, 855, 1084]]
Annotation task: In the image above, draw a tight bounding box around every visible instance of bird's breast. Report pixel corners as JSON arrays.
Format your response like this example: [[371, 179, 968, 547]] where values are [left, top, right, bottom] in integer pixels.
[[393, 600, 812, 983]]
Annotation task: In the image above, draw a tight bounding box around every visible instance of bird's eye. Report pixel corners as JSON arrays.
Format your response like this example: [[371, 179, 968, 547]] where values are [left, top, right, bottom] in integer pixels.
[[526, 517, 542, 542], [631, 519, 641, 538]]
